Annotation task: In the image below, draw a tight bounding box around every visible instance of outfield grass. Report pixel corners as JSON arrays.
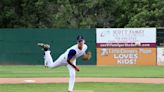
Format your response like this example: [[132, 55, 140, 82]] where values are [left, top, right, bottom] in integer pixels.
[[0, 82, 164, 92], [0, 65, 164, 78], [1, 65, 164, 92]]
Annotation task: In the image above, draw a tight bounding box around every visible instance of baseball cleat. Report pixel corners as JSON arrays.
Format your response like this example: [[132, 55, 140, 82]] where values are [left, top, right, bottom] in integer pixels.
[[44, 65, 48, 68], [37, 43, 50, 49]]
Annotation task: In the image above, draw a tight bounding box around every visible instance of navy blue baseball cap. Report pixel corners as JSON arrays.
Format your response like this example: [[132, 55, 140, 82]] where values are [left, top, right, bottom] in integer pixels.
[[76, 35, 84, 42]]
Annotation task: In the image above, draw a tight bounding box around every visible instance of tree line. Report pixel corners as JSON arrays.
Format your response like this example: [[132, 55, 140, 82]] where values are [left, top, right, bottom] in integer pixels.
[[0, 0, 163, 28]]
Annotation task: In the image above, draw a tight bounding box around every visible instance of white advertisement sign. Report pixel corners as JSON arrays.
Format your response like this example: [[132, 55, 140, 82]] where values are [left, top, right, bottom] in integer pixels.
[[157, 47, 164, 65], [96, 28, 156, 48]]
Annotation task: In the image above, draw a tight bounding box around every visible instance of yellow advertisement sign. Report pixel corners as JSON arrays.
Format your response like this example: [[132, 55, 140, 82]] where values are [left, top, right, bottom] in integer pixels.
[[97, 48, 156, 66]]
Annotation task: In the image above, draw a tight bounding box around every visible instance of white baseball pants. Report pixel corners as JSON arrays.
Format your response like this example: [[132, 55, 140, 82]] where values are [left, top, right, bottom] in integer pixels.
[[44, 51, 76, 92]]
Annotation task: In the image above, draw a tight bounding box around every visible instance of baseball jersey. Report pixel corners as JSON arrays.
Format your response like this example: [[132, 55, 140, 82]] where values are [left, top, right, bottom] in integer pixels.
[[63, 44, 88, 61]]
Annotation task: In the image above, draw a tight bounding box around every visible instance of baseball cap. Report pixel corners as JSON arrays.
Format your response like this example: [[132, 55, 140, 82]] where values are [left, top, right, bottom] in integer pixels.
[[76, 35, 84, 42]]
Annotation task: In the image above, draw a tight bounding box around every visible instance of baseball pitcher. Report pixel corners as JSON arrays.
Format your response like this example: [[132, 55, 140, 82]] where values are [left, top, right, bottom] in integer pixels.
[[37, 35, 91, 92]]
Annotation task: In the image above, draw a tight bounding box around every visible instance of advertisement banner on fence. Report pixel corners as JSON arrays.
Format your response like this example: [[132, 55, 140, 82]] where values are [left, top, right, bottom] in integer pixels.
[[157, 47, 164, 66], [96, 28, 156, 66], [97, 48, 156, 65]]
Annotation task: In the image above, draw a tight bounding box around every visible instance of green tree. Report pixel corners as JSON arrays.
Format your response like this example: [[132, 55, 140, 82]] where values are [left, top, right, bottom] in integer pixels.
[[0, 0, 163, 28], [126, 0, 164, 27], [0, 0, 52, 28]]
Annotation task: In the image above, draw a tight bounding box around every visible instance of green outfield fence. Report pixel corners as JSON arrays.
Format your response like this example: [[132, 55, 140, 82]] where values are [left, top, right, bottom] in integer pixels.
[[0, 29, 96, 65], [157, 28, 164, 46]]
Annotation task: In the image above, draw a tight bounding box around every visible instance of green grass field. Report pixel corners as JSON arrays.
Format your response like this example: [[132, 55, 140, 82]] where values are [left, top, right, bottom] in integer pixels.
[[1, 65, 164, 92], [0, 65, 164, 78], [1, 82, 164, 92]]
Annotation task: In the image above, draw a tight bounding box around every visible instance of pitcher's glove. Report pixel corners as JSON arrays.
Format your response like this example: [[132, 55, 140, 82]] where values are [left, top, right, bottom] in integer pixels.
[[82, 51, 92, 61]]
